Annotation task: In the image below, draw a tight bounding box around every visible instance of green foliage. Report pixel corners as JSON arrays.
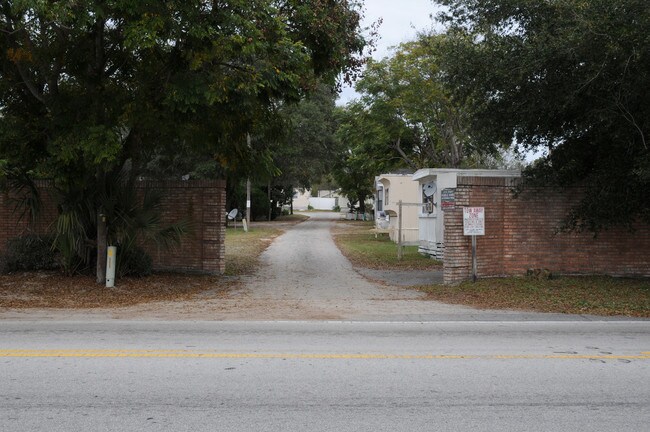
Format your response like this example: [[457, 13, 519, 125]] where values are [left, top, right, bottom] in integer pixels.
[[1, 0, 370, 278], [1, 1, 367, 177], [331, 34, 507, 213], [273, 84, 341, 188], [230, 179, 286, 222], [104, 172, 187, 249], [0, 235, 58, 274], [340, 34, 498, 172], [48, 166, 190, 277], [437, 0, 650, 230], [102, 169, 190, 276], [0, 165, 42, 225], [52, 206, 96, 276], [116, 245, 152, 278], [331, 107, 379, 213]]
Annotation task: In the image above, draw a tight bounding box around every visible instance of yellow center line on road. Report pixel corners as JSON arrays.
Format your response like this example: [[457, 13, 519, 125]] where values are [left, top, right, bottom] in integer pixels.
[[0, 349, 649, 360]]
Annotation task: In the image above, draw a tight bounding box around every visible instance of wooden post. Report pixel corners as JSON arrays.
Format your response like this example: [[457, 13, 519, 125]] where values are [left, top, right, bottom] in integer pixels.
[[397, 200, 403, 260]]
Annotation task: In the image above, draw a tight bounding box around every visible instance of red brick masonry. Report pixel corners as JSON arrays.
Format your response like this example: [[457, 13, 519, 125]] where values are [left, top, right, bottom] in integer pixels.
[[0, 180, 226, 274], [443, 177, 650, 284]]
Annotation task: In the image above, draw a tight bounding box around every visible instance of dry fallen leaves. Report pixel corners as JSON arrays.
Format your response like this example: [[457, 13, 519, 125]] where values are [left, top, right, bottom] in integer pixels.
[[0, 271, 234, 309]]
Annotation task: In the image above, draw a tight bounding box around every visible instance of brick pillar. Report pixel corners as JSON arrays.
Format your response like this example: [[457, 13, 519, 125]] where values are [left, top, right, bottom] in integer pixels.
[[201, 182, 226, 274], [443, 186, 472, 284]]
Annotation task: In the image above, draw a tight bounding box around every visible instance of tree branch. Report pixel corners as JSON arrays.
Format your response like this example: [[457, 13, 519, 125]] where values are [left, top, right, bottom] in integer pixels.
[[615, 52, 646, 150], [3, 9, 47, 105], [617, 102, 647, 151], [15, 62, 46, 104], [392, 137, 417, 169]]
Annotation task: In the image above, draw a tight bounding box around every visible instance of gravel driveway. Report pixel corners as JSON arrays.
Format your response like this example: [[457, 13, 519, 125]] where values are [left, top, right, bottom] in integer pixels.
[[210, 212, 506, 320]]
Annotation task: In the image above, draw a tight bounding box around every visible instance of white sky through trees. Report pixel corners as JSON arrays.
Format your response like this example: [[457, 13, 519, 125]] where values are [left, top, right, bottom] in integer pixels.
[[338, 0, 442, 105]]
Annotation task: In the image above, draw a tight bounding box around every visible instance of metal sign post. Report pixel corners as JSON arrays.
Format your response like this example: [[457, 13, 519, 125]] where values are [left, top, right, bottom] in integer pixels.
[[463, 207, 485, 282], [471, 235, 478, 282]]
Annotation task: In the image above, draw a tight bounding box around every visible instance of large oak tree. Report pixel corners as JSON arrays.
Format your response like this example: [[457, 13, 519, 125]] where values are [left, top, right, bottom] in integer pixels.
[[1, 0, 369, 280], [437, 0, 650, 231]]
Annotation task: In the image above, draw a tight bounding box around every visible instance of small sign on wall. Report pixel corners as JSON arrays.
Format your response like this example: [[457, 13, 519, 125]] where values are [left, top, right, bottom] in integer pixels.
[[463, 207, 485, 236], [441, 188, 456, 211]]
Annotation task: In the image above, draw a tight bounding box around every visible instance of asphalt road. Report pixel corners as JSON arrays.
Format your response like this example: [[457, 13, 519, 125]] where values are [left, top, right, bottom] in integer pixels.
[[2, 320, 649, 431]]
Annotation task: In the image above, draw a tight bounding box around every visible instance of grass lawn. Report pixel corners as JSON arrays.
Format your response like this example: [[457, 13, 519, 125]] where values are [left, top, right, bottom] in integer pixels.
[[332, 220, 441, 270], [417, 276, 650, 317]]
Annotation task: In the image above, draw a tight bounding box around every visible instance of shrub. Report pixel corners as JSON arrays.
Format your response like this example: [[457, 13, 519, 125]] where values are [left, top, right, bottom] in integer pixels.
[[116, 244, 153, 277], [333, 205, 341, 212], [281, 209, 290, 216], [307, 205, 314, 210], [0, 235, 58, 273]]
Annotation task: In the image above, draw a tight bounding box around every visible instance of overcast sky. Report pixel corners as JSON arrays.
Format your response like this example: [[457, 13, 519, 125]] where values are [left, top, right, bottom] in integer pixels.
[[337, 0, 443, 105]]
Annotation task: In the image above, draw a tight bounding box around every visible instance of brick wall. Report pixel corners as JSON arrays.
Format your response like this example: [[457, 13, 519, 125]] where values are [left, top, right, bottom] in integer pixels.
[[0, 180, 226, 274], [0, 180, 58, 247], [443, 177, 650, 284], [138, 180, 226, 274]]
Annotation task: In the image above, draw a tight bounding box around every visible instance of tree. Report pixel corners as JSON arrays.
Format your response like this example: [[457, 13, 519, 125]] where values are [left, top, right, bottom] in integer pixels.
[[344, 34, 496, 171], [437, 0, 650, 231], [263, 83, 341, 213], [330, 152, 375, 214], [1, 1, 369, 280], [331, 35, 504, 211], [276, 84, 340, 187], [331, 105, 387, 213]]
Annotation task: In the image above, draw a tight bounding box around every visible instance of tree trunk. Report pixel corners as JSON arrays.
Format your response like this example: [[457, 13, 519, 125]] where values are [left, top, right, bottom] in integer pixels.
[[268, 180, 272, 221], [96, 209, 107, 284], [96, 167, 107, 285]]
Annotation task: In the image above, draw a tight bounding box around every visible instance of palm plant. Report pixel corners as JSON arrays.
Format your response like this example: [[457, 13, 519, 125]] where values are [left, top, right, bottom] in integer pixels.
[[100, 169, 191, 277]]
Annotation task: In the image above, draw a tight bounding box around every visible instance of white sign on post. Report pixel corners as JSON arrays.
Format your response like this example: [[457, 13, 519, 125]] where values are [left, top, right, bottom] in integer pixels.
[[463, 207, 485, 236]]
